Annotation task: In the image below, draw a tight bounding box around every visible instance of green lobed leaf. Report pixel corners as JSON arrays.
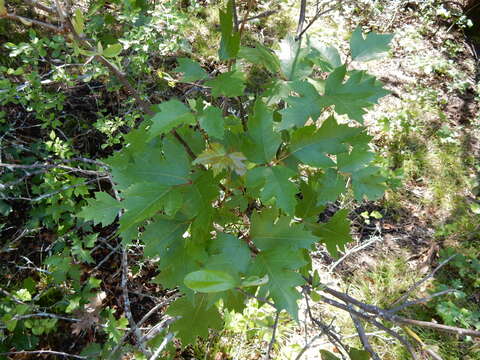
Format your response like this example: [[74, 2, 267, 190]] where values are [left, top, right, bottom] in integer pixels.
[[206, 70, 246, 98], [175, 58, 208, 82], [141, 216, 189, 258], [307, 42, 342, 72], [307, 209, 352, 258], [295, 181, 326, 220], [239, 44, 281, 73], [148, 100, 195, 140], [349, 348, 371, 360], [247, 166, 298, 215], [193, 143, 247, 176], [276, 36, 313, 81], [219, 0, 240, 60], [154, 237, 207, 295], [320, 350, 341, 360], [78, 192, 120, 227], [337, 146, 375, 173], [167, 295, 223, 345], [243, 100, 282, 164], [351, 166, 386, 201], [251, 208, 319, 251], [316, 169, 346, 205], [72, 9, 85, 35], [278, 80, 321, 130], [320, 65, 390, 123], [199, 105, 224, 139], [204, 233, 251, 275], [111, 137, 191, 190], [184, 270, 237, 293], [249, 246, 307, 319], [118, 183, 173, 232], [289, 125, 346, 168], [350, 27, 394, 62]]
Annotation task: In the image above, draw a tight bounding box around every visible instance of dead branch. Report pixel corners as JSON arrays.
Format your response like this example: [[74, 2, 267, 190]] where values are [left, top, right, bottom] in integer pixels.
[[265, 311, 280, 359], [391, 254, 457, 307], [0, 350, 86, 359]]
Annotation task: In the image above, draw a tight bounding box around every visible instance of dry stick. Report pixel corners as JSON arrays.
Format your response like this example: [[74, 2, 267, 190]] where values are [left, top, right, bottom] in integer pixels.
[[388, 289, 455, 314], [390, 254, 457, 307], [0, 350, 86, 360], [350, 313, 381, 360], [321, 284, 480, 338], [1, 177, 109, 201], [294, 333, 323, 360], [238, 0, 255, 36], [329, 236, 382, 273], [265, 311, 280, 360], [295, 1, 343, 41], [121, 248, 151, 358], [395, 317, 480, 338], [13, 312, 80, 322], [3, 12, 64, 32], [91, 242, 122, 271], [304, 293, 349, 359], [320, 296, 419, 360], [142, 316, 177, 343], [243, 10, 278, 22], [108, 293, 179, 359], [149, 332, 174, 360], [24, 0, 56, 14]]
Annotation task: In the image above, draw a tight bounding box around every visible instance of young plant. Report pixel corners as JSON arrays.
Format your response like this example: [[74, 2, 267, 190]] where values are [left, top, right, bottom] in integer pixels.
[[78, 1, 392, 353]]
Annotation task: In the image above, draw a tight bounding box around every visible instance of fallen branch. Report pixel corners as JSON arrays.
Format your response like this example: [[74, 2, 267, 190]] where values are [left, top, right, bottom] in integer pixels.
[[0, 350, 86, 359], [391, 254, 457, 307]]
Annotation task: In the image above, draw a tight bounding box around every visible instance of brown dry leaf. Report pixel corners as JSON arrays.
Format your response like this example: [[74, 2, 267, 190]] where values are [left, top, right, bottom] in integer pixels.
[[72, 291, 106, 335]]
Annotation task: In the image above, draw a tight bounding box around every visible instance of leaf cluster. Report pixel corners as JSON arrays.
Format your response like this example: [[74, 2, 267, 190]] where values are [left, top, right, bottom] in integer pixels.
[[78, 1, 393, 349]]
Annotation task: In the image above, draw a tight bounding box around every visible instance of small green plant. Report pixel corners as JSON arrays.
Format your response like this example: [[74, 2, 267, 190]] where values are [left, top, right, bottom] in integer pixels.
[[429, 249, 480, 331], [76, 1, 393, 356]]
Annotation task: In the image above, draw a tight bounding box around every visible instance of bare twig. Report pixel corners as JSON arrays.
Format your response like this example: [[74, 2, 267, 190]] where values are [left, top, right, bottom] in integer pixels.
[[265, 311, 280, 359], [121, 248, 151, 357], [149, 332, 174, 360], [319, 295, 419, 360], [0, 177, 109, 201], [391, 254, 457, 307], [294, 333, 323, 360], [0, 350, 86, 359], [395, 318, 480, 338], [24, 0, 56, 14], [350, 313, 381, 360], [108, 293, 179, 359], [329, 236, 383, 273], [388, 289, 455, 314], [304, 291, 349, 359], [320, 284, 480, 338], [295, 2, 343, 41], [243, 10, 277, 22], [13, 312, 80, 322], [2, 12, 63, 32]]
